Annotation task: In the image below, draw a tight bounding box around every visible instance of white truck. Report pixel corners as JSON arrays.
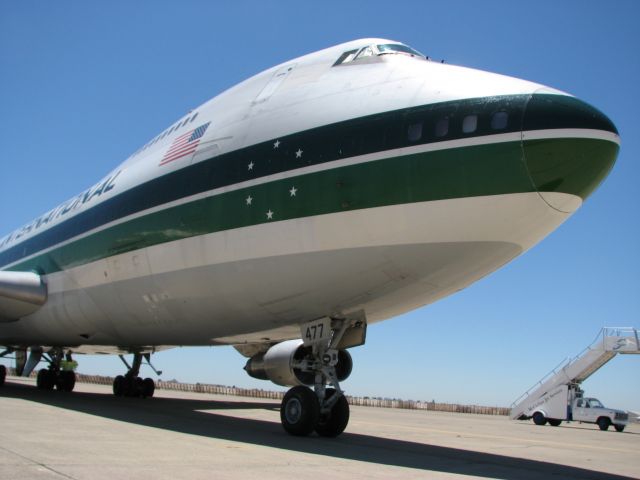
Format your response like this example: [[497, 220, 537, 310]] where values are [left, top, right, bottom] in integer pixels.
[[510, 327, 638, 431], [518, 384, 629, 432]]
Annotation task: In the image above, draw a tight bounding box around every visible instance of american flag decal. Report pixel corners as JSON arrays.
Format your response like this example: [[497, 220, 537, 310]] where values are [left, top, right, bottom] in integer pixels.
[[160, 122, 211, 166]]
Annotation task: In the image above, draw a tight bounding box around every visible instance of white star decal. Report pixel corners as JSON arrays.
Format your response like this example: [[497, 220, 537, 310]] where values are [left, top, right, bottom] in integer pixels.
[[273, 140, 280, 149], [266, 209, 274, 220], [246, 195, 253, 205], [289, 186, 297, 197], [295, 148, 303, 158], [248, 161, 254, 171]]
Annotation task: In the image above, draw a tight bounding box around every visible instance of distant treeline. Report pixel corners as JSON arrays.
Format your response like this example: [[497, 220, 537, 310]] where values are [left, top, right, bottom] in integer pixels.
[[7, 369, 510, 416]]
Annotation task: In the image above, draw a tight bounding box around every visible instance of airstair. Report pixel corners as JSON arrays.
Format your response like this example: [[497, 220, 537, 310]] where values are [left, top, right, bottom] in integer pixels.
[[510, 327, 639, 420]]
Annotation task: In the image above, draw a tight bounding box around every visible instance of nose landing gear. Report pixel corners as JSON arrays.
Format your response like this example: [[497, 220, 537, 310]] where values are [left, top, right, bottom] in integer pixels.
[[281, 385, 350, 437], [314, 388, 350, 437], [280, 317, 363, 437], [281, 385, 320, 436]]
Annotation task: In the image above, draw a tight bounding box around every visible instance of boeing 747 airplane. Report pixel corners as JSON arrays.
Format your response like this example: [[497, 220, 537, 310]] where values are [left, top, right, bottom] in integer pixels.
[[0, 39, 619, 436]]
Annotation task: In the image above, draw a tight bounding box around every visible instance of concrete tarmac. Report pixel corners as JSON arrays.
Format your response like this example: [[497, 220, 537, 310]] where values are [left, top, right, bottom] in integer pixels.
[[0, 377, 638, 480]]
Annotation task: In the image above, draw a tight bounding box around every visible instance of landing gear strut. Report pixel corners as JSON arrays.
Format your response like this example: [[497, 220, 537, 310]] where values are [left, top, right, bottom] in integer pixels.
[[113, 353, 156, 398], [36, 349, 77, 392], [280, 318, 358, 437]]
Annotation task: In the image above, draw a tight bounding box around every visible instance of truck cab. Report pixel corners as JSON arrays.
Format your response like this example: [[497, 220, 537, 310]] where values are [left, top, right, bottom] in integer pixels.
[[572, 396, 629, 432], [525, 385, 629, 432]]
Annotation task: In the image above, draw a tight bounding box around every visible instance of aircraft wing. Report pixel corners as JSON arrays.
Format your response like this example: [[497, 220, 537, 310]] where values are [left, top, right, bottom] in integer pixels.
[[0, 271, 47, 322]]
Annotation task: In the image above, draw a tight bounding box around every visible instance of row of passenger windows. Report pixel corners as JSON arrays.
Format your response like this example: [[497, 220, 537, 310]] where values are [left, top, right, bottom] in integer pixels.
[[407, 111, 509, 142]]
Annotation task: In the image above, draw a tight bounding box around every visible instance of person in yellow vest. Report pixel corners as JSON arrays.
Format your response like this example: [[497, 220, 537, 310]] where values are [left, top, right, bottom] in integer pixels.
[[60, 353, 78, 371]]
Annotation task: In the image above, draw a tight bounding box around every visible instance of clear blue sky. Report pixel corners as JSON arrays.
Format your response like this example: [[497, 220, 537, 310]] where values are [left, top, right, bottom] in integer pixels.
[[1, 1, 638, 410]]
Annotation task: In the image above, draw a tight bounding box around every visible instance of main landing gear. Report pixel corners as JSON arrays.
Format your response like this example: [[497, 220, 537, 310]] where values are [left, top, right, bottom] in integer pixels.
[[280, 319, 358, 437], [36, 349, 77, 392], [112, 353, 159, 398]]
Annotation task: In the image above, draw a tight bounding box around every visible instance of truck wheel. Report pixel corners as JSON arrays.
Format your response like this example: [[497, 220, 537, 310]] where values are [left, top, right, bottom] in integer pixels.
[[597, 417, 610, 431], [548, 419, 562, 427], [533, 412, 547, 426], [614, 424, 625, 433]]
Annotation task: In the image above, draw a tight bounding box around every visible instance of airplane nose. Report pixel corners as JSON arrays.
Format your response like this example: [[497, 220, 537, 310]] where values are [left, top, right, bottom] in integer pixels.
[[521, 90, 619, 212]]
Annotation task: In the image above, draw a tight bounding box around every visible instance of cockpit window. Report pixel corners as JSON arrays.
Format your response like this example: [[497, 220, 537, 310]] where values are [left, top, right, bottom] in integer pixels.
[[355, 46, 375, 60], [334, 43, 427, 66], [377, 43, 425, 58], [333, 49, 359, 66]]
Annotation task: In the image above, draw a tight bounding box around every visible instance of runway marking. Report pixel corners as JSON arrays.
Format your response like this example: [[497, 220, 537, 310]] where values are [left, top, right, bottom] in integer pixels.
[[352, 420, 639, 454]]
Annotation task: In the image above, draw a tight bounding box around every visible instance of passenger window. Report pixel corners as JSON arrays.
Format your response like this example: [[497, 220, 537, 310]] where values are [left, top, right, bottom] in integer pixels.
[[462, 115, 477, 134], [190, 112, 199, 123], [435, 118, 449, 137], [407, 123, 423, 142], [491, 111, 509, 130]]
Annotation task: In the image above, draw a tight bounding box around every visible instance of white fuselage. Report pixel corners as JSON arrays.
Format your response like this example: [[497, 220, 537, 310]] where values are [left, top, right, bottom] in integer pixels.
[[0, 39, 619, 352]]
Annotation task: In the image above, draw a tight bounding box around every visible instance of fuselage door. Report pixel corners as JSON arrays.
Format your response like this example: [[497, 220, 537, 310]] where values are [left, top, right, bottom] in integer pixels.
[[253, 64, 296, 104]]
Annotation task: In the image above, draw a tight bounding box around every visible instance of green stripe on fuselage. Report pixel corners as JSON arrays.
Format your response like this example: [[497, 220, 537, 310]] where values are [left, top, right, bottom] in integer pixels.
[[0, 88, 618, 273], [524, 137, 618, 202], [8, 139, 532, 274], [7, 136, 618, 275], [0, 93, 618, 269]]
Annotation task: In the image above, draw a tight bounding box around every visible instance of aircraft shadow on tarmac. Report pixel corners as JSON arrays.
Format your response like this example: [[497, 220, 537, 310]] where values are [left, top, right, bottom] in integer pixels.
[[2, 382, 635, 480]]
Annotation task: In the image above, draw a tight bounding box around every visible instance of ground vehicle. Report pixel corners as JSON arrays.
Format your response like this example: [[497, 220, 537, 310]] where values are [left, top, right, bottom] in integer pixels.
[[511, 328, 638, 432], [526, 384, 629, 432]]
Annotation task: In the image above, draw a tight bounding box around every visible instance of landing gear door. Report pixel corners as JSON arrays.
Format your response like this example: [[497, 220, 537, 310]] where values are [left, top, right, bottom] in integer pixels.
[[336, 311, 367, 350]]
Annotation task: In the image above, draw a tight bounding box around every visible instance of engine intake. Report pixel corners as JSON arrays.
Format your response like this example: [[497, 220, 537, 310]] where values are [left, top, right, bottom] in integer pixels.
[[244, 339, 352, 387]]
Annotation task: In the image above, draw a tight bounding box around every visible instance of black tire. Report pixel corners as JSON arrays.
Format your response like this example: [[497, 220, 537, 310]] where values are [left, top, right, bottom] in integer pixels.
[[0, 365, 6, 386], [57, 371, 76, 392], [614, 424, 625, 433], [36, 369, 46, 389], [533, 412, 547, 426], [113, 375, 126, 396], [597, 417, 610, 431], [280, 386, 320, 436], [548, 418, 562, 427], [37, 369, 55, 390], [142, 378, 155, 398], [315, 388, 350, 437], [129, 376, 143, 397]]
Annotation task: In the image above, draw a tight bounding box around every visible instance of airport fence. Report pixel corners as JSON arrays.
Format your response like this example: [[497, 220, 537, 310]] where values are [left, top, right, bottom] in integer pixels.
[[8, 369, 510, 416]]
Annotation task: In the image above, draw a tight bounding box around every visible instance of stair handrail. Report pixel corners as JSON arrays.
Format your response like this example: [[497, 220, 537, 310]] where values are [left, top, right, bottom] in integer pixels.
[[510, 356, 570, 408], [510, 327, 638, 410]]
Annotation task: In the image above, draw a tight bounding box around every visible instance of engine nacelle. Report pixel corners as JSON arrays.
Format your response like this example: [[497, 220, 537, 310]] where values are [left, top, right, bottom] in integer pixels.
[[244, 339, 352, 387]]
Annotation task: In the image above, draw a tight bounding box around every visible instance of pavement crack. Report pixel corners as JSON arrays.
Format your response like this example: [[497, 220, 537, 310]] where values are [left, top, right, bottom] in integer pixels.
[[0, 445, 78, 479]]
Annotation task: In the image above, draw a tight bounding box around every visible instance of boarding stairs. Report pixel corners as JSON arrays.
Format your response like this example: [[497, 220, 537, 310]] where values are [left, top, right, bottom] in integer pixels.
[[510, 327, 639, 420]]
